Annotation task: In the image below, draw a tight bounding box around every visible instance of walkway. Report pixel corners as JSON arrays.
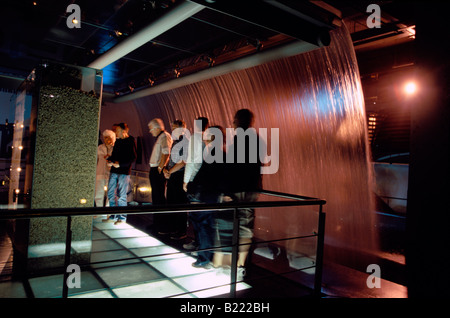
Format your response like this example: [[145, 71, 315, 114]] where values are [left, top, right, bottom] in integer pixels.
[[0, 217, 255, 298]]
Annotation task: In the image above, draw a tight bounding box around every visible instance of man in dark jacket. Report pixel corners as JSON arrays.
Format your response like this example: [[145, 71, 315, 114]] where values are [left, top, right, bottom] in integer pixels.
[[222, 109, 263, 277], [104, 123, 137, 225]]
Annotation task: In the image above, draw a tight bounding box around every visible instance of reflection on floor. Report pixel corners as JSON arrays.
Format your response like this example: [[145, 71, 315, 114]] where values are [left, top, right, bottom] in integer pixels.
[[0, 216, 407, 298], [1, 218, 255, 298]]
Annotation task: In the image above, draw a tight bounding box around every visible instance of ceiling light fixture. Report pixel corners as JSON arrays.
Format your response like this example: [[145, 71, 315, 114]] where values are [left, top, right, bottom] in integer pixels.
[[148, 75, 155, 86], [174, 66, 181, 78]]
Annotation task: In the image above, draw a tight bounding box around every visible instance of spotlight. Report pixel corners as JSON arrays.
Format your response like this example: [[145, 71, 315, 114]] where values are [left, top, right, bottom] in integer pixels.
[[72, 17, 79, 25], [148, 75, 155, 86], [174, 67, 180, 78], [404, 81, 417, 95], [204, 55, 215, 67], [247, 39, 263, 52]]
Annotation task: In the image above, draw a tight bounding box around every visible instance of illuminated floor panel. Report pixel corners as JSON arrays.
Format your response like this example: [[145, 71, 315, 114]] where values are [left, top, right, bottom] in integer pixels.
[[173, 271, 230, 292], [148, 256, 214, 278], [173, 271, 251, 298], [115, 236, 165, 249], [133, 245, 186, 261], [102, 228, 148, 239], [93, 222, 133, 230], [0, 218, 255, 298]]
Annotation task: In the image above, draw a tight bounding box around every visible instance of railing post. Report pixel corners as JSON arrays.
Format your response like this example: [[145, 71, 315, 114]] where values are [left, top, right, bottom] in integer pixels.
[[62, 216, 72, 298], [230, 208, 239, 297], [314, 205, 326, 298]]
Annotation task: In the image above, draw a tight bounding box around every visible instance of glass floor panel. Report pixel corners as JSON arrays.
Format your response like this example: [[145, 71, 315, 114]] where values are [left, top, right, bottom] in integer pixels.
[[0, 217, 253, 298]]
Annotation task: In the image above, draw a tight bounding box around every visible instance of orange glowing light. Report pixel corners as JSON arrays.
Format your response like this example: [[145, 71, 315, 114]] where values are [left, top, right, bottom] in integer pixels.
[[404, 82, 417, 95]]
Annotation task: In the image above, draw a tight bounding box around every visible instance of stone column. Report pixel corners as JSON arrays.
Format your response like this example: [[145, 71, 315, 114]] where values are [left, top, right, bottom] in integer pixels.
[[11, 62, 102, 275]]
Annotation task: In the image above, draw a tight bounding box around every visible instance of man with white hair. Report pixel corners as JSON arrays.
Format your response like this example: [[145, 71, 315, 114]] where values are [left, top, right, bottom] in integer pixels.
[[148, 118, 173, 234]]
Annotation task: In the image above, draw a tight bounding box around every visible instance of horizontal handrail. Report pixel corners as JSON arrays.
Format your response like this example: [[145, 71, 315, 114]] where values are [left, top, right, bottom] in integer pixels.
[[0, 190, 326, 220], [0, 189, 326, 298]]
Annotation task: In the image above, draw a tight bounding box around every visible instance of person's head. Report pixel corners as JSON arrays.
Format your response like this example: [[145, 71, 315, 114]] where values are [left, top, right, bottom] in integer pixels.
[[171, 119, 186, 140], [114, 123, 129, 139], [233, 108, 254, 129], [148, 118, 164, 137], [203, 125, 225, 145], [103, 129, 116, 146], [171, 119, 186, 131], [195, 116, 209, 132]]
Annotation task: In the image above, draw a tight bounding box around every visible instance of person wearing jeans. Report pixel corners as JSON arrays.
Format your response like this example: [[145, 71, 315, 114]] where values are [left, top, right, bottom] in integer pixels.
[[104, 123, 137, 225]]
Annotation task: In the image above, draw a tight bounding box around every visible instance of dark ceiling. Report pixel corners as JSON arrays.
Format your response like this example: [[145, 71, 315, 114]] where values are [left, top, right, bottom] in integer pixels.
[[0, 0, 416, 101]]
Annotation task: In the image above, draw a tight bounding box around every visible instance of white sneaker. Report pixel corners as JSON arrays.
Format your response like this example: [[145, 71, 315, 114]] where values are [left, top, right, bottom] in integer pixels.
[[237, 267, 246, 281], [183, 241, 198, 250]]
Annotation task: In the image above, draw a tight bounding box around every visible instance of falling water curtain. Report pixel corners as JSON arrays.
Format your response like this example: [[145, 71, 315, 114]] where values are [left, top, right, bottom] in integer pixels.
[[126, 24, 377, 268]]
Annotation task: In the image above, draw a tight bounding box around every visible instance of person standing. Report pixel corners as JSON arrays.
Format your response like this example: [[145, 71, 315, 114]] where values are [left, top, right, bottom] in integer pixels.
[[104, 123, 137, 225], [148, 118, 173, 234], [188, 125, 226, 268], [95, 129, 115, 207], [221, 109, 264, 278], [183, 117, 209, 193], [181, 117, 209, 252], [163, 119, 190, 239]]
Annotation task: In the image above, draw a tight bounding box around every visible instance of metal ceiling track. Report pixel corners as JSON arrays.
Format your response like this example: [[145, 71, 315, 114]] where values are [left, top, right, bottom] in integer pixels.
[[113, 39, 319, 103], [87, 0, 339, 102], [87, 1, 205, 70]]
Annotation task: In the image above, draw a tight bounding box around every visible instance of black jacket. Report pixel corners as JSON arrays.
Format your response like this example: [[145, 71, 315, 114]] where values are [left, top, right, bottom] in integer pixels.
[[225, 133, 263, 193], [107, 136, 137, 175]]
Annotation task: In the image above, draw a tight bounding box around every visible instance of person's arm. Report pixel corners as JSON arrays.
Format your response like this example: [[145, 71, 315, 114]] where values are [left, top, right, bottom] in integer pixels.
[[158, 153, 169, 173], [183, 133, 203, 190], [164, 161, 186, 179], [158, 133, 172, 173], [97, 144, 106, 166]]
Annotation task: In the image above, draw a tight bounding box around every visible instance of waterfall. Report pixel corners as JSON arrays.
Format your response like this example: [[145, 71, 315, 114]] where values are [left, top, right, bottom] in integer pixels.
[[125, 25, 378, 268]]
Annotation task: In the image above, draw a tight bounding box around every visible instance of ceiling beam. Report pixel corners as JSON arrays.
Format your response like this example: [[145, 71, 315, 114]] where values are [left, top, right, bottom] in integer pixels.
[[113, 40, 319, 103], [87, 0, 205, 70]]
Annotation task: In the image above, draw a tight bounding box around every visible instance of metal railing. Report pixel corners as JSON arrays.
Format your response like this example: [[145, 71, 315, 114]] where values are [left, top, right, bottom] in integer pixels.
[[0, 189, 326, 298]]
